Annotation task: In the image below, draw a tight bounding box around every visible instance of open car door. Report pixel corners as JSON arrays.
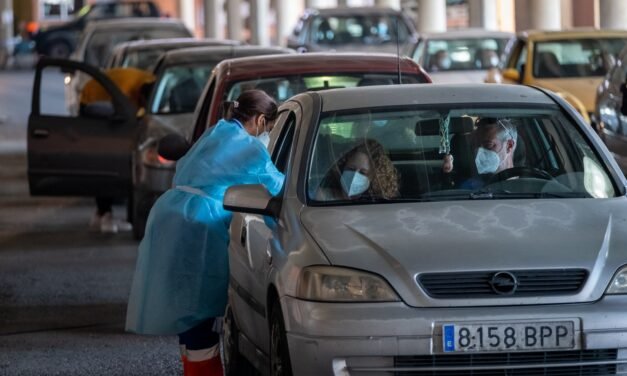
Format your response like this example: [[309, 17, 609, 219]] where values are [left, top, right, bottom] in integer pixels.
[[28, 58, 137, 198]]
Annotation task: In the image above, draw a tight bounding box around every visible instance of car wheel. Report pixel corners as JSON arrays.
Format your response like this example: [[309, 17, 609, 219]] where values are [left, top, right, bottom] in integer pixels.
[[46, 40, 71, 59], [132, 188, 151, 240], [222, 305, 257, 376], [270, 300, 293, 376]]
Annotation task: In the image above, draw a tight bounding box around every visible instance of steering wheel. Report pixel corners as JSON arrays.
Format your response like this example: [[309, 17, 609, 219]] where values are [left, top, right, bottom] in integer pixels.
[[487, 167, 553, 184]]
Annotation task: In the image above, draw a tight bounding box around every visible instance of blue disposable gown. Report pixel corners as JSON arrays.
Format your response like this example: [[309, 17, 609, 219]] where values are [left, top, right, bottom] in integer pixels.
[[125, 119, 284, 335]]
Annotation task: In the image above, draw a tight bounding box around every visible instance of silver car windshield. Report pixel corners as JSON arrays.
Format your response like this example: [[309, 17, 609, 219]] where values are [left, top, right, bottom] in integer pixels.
[[308, 107, 616, 203]]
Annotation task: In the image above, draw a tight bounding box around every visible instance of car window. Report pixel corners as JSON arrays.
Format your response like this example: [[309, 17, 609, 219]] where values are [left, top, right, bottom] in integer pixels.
[[225, 73, 427, 103], [150, 64, 215, 114], [84, 27, 189, 67], [271, 113, 297, 174], [86, 3, 155, 19], [309, 14, 409, 46], [307, 106, 616, 204], [424, 37, 509, 72], [122, 48, 169, 70], [533, 38, 627, 78]]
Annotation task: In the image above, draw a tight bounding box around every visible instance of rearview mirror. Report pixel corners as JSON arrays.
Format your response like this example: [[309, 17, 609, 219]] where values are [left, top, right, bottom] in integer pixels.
[[157, 134, 191, 161], [223, 184, 280, 217], [502, 68, 520, 83]]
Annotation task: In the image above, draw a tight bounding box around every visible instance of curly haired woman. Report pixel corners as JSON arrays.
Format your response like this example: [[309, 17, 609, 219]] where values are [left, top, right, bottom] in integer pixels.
[[316, 139, 399, 201]]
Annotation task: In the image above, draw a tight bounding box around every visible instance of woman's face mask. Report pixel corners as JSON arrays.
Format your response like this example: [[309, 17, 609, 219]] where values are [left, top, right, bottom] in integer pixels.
[[475, 147, 501, 174], [257, 131, 270, 148], [340, 170, 370, 197]]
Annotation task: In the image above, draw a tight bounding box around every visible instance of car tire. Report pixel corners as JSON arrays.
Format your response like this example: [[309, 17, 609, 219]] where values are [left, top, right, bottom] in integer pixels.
[[46, 40, 71, 59], [270, 300, 293, 376], [132, 188, 152, 240], [222, 305, 257, 376]]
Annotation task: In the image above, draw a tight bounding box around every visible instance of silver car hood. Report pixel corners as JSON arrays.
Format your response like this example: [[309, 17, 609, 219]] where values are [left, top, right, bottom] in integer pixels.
[[300, 198, 627, 307]]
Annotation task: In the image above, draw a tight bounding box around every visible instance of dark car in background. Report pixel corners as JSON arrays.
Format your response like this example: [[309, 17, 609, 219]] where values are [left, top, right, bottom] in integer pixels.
[[595, 45, 627, 174], [287, 7, 417, 53], [105, 38, 241, 71], [131, 46, 292, 239], [34, 1, 160, 58]]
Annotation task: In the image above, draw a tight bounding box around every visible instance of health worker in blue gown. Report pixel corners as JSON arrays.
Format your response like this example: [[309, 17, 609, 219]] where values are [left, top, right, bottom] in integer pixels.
[[125, 90, 284, 376]]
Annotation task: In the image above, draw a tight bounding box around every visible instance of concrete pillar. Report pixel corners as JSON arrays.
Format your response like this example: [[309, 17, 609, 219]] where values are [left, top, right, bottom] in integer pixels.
[[179, 0, 196, 36], [227, 0, 243, 40], [0, 0, 13, 68], [250, 0, 270, 46], [203, 0, 224, 39], [276, 0, 300, 46], [469, 0, 498, 30], [375, 0, 401, 10], [528, 0, 561, 30], [600, 0, 627, 30], [416, 0, 446, 32]]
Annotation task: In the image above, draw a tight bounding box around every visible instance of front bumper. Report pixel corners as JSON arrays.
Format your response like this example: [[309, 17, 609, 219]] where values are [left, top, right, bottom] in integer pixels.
[[282, 295, 627, 375]]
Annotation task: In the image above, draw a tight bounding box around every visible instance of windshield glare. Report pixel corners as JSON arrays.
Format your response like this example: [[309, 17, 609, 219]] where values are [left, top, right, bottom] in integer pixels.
[[151, 65, 214, 114], [533, 38, 627, 78], [308, 107, 616, 204], [422, 37, 509, 72], [226, 73, 426, 103], [310, 15, 410, 46]]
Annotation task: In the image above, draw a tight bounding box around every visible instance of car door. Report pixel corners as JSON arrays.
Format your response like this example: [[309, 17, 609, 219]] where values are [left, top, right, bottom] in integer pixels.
[[28, 58, 137, 198], [229, 106, 300, 354]]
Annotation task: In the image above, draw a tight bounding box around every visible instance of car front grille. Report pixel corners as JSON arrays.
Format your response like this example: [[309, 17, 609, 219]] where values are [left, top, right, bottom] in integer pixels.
[[418, 269, 588, 298], [391, 349, 619, 376]]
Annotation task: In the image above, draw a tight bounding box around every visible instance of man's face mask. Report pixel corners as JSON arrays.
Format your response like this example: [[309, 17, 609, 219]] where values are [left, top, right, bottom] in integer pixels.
[[475, 146, 501, 174], [340, 170, 370, 197]]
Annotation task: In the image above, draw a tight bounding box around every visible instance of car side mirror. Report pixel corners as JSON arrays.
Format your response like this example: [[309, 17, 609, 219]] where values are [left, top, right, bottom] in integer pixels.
[[502, 68, 521, 83], [223, 184, 280, 217], [157, 134, 191, 161]]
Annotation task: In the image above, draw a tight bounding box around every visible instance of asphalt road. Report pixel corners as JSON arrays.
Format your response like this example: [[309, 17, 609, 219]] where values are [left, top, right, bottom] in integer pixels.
[[0, 69, 181, 375]]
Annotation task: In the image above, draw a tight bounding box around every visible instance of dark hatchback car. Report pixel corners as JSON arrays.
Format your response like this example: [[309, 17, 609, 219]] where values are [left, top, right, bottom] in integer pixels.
[[34, 1, 160, 58], [287, 7, 417, 53]]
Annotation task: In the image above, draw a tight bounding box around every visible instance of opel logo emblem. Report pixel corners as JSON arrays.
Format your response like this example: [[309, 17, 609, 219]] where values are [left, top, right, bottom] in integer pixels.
[[489, 271, 518, 295]]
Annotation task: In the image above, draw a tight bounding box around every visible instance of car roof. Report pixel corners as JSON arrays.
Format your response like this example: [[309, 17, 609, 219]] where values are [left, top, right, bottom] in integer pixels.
[[112, 38, 239, 53], [305, 6, 402, 16], [419, 28, 514, 40], [213, 52, 425, 80], [84, 17, 186, 31], [160, 46, 293, 67], [305, 84, 555, 112], [519, 28, 627, 41]]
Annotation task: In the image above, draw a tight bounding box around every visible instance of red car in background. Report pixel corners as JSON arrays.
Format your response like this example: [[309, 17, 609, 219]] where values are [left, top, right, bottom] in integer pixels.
[[160, 52, 431, 160]]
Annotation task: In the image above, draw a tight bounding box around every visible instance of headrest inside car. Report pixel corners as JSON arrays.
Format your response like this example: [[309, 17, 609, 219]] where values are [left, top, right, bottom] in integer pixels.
[[415, 116, 474, 135]]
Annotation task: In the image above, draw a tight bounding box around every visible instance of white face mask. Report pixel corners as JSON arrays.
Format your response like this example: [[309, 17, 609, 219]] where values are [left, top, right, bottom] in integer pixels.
[[340, 170, 370, 197], [475, 147, 501, 174], [257, 131, 270, 148]]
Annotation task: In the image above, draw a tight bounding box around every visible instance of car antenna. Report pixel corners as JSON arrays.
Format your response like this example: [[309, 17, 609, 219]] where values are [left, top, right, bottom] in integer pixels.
[[396, 16, 402, 85]]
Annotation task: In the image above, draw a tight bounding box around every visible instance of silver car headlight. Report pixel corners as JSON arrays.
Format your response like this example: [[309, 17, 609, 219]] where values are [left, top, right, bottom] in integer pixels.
[[296, 266, 400, 302], [606, 266, 627, 294]]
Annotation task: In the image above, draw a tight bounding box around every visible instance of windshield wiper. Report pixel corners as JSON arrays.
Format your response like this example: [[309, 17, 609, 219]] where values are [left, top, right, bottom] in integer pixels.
[[469, 190, 589, 200]]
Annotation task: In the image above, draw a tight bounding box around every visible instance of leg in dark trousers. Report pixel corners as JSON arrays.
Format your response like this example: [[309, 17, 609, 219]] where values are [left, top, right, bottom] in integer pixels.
[[96, 197, 113, 216]]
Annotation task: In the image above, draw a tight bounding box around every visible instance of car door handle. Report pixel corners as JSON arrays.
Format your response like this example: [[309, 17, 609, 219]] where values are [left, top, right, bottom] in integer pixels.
[[32, 129, 49, 138]]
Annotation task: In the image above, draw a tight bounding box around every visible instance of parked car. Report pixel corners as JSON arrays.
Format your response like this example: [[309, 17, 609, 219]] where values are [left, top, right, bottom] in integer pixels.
[[220, 83, 627, 375], [105, 38, 241, 71], [65, 18, 191, 115], [131, 46, 293, 239], [595, 45, 627, 174], [287, 7, 417, 53], [410, 29, 513, 83], [485, 29, 627, 124], [34, 1, 160, 58]]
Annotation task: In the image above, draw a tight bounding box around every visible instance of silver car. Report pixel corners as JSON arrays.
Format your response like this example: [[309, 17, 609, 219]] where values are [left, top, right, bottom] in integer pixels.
[[222, 84, 627, 375]]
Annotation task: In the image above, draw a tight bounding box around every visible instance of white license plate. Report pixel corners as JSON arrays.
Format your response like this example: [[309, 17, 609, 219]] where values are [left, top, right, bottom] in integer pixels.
[[442, 321, 575, 353]]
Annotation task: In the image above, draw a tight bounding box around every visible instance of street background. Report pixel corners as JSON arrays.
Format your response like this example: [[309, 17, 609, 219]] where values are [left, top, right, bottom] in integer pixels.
[[0, 68, 179, 375]]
